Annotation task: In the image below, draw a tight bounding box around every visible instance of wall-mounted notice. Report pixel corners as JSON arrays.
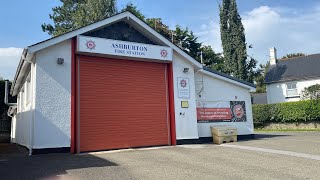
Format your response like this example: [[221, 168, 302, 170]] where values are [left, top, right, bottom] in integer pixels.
[[181, 101, 189, 108], [197, 101, 246, 123], [177, 77, 190, 99]]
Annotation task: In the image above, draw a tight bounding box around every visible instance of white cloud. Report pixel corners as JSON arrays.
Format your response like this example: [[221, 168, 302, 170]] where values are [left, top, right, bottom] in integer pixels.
[[196, 5, 320, 65], [0, 47, 22, 80]]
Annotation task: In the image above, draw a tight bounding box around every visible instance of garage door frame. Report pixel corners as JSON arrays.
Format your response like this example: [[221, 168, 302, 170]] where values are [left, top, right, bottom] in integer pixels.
[[70, 37, 176, 153]]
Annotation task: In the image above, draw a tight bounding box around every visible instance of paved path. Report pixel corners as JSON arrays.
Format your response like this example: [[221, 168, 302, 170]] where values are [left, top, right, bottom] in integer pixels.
[[1, 132, 320, 180], [235, 131, 320, 155]]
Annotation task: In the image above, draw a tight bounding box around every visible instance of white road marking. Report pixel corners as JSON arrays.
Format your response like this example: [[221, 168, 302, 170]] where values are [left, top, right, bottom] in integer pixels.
[[178, 145, 207, 149], [84, 148, 135, 155], [83, 146, 171, 155], [220, 144, 320, 161]]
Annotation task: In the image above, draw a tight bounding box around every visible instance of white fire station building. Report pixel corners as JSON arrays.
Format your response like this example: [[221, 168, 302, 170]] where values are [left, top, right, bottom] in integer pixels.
[[8, 12, 255, 154]]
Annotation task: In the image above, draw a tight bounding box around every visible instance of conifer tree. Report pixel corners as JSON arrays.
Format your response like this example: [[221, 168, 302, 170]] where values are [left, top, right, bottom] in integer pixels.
[[220, 0, 251, 81]]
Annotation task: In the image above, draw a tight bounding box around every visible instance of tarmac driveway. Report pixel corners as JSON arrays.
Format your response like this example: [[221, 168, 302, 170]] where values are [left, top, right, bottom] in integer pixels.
[[1, 132, 320, 180]]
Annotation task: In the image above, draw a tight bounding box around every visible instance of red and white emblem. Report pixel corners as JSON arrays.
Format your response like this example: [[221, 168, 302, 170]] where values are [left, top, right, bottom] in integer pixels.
[[160, 49, 168, 58], [180, 79, 187, 88], [233, 104, 244, 118], [86, 40, 96, 50]]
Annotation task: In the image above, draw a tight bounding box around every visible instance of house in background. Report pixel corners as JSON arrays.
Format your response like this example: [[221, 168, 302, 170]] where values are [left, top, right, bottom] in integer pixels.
[[265, 47, 320, 104]]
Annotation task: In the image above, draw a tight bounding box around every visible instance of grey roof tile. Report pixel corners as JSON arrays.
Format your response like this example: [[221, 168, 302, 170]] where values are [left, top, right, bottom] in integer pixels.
[[265, 54, 320, 84]]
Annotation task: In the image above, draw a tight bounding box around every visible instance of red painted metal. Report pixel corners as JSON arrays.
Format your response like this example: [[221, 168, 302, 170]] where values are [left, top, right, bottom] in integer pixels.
[[78, 56, 170, 152], [70, 37, 76, 153], [167, 63, 176, 145]]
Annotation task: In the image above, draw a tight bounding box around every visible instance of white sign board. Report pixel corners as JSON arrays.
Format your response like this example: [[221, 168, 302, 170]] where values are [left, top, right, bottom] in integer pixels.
[[77, 35, 173, 61], [177, 77, 190, 99]]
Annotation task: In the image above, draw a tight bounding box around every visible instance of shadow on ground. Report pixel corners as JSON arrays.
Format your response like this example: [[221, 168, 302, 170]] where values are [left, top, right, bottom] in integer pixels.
[[0, 143, 118, 180], [238, 134, 290, 142]]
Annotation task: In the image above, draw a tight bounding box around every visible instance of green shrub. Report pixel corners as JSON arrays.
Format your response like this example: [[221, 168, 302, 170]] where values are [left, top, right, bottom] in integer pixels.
[[253, 100, 320, 126]]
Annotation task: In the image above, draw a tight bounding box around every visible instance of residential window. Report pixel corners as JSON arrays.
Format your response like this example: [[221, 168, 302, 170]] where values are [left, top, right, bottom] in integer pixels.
[[286, 83, 298, 97]]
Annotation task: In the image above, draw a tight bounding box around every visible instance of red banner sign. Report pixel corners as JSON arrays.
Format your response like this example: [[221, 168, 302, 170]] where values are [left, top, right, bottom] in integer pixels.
[[196, 101, 247, 123], [196, 108, 232, 121]]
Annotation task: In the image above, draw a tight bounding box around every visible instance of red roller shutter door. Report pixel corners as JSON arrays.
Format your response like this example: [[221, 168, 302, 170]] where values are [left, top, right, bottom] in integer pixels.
[[78, 56, 170, 152]]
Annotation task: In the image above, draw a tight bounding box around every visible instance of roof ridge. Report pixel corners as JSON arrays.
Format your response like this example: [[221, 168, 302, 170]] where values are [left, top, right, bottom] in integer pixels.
[[279, 53, 320, 61], [265, 52, 320, 84]]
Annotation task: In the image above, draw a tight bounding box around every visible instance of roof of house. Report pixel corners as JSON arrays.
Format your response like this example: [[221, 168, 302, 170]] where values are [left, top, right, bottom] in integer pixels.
[[203, 67, 256, 89], [11, 11, 255, 95], [11, 11, 202, 95], [265, 54, 320, 84]]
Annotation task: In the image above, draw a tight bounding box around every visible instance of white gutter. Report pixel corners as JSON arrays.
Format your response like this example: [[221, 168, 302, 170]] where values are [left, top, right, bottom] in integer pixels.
[[11, 48, 35, 96]]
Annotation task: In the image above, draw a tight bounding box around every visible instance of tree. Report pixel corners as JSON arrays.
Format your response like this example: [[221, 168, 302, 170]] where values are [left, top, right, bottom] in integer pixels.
[[146, 18, 172, 40], [246, 57, 259, 84], [254, 62, 270, 93], [200, 46, 225, 72], [281, 53, 305, 59], [173, 26, 202, 61], [119, 4, 225, 70], [42, 0, 117, 36], [301, 84, 320, 100], [121, 3, 145, 20], [220, 0, 254, 81]]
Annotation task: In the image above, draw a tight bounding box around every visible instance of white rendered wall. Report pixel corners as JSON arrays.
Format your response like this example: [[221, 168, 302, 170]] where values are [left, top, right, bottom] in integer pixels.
[[34, 40, 71, 149], [267, 79, 320, 104], [195, 73, 254, 136], [14, 112, 31, 147], [172, 53, 199, 140], [13, 83, 33, 148]]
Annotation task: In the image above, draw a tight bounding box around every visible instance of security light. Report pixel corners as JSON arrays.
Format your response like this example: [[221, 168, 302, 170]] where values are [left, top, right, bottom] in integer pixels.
[[183, 68, 189, 73], [57, 58, 64, 65]]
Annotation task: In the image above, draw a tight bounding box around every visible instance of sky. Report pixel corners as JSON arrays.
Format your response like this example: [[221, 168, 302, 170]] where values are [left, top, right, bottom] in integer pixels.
[[1, 0, 320, 79]]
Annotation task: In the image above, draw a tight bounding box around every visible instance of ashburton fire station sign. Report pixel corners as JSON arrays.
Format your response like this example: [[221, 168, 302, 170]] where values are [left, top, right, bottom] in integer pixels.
[[77, 35, 173, 61]]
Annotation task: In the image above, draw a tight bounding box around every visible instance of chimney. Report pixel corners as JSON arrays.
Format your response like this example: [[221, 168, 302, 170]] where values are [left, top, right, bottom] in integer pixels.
[[269, 47, 277, 65]]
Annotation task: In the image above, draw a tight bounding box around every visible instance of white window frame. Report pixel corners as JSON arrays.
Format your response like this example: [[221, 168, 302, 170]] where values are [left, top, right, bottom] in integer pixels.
[[286, 82, 298, 97]]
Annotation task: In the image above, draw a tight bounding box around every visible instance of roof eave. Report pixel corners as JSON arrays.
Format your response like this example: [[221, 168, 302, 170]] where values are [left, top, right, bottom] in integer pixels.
[[200, 68, 256, 91], [265, 75, 320, 85], [10, 49, 34, 96]]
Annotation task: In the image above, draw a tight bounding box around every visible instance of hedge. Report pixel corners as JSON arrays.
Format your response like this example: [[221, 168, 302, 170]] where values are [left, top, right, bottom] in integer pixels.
[[253, 100, 320, 126]]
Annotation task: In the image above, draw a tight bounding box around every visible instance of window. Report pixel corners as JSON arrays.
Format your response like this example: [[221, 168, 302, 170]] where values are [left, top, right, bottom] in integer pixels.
[[286, 83, 298, 97]]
